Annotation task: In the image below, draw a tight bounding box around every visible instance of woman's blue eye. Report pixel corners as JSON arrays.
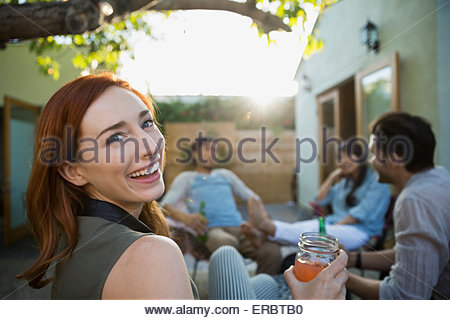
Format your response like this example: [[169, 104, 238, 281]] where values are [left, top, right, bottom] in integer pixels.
[[142, 119, 154, 129], [106, 133, 124, 145]]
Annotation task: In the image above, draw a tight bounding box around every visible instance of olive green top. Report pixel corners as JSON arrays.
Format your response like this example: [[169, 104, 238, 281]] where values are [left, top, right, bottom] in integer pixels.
[[51, 215, 199, 299]]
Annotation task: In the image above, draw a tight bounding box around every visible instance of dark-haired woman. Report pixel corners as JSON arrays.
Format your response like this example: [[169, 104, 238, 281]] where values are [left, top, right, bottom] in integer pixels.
[[242, 142, 391, 250]]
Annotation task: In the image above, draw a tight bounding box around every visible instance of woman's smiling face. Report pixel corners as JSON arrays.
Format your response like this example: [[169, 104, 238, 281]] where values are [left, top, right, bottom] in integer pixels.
[[74, 86, 165, 215], [338, 150, 360, 176]]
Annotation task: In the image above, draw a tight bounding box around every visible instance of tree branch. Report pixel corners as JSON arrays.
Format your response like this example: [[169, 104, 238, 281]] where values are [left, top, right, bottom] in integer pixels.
[[0, 0, 102, 42], [0, 0, 290, 46], [102, 0, 161, 23], [151, 0, 291, 33]]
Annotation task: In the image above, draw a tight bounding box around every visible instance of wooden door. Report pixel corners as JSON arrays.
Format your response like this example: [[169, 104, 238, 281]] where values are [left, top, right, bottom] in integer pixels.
[[2, 96, 40, 246], [317, 89, 340, 183]]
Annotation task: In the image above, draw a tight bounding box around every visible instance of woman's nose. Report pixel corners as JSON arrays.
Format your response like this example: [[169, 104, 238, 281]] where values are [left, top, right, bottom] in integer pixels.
[[138, 132, 164, 159]]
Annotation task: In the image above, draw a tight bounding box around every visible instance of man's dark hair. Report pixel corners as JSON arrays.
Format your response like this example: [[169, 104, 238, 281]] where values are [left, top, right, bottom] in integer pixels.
[[370, 112, 435, 173]]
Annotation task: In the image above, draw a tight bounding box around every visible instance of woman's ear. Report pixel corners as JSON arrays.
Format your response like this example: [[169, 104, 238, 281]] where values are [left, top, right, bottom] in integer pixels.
[[57, 161, 88, 186]]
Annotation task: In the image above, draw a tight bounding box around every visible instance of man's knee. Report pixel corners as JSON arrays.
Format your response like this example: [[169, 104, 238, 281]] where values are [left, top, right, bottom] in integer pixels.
[[251, 241, 282, 275], [259, 240, 281, 254], [257, 241, 282, 262], [206, 231, 239, 252]]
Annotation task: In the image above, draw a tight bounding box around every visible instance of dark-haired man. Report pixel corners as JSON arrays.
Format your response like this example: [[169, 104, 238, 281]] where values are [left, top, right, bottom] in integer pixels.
[[346, 112, 450, 299], [161, 137, 282, 275]]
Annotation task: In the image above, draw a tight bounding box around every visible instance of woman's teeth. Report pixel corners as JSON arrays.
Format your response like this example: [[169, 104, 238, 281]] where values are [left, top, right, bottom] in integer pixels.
[[128, 162, 159, 178]]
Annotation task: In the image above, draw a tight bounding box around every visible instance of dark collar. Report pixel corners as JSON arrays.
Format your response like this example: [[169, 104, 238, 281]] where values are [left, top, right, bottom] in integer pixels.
[[79, 198, 152, 234]]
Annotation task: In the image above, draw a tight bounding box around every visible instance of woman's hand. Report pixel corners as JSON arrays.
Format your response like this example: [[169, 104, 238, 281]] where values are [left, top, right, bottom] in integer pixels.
[[317, 168, 343, 202], [335, 215, 358, 225], [329, 168, 343, 181], [284, 250, 348, 300], [184, 213, 208, 236]]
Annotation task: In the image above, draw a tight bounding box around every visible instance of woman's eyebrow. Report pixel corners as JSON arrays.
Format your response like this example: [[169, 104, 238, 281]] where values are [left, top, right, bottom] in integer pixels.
[[95, 110, 151, 140], [96, 121, 127, 140], [139, 110, 151, 118]]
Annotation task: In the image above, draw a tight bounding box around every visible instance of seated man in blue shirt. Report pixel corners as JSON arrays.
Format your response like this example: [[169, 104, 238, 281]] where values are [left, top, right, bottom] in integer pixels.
[[161, 137, 282, 275], [241, 141, 391, 251]]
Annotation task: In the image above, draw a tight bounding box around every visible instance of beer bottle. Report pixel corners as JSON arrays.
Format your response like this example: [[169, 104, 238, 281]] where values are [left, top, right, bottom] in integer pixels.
[[318, 216, 326, 234], [197, 201, 207, 242]]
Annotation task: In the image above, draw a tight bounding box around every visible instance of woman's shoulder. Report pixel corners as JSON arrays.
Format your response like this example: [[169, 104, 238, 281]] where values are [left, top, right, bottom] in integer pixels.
[[122, 234, 181, 256], [52, 217, 153, 299], [102, 235, 194, 299], [109, 235, 182, 272]]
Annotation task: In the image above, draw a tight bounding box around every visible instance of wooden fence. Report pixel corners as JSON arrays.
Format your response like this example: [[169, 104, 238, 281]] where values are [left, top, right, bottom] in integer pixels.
[[163, 122, 297, 203]]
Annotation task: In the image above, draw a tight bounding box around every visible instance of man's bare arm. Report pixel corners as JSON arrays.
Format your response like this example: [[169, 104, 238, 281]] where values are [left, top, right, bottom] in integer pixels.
[[346, 273, 381, 299], [348, 249, 395, 272]]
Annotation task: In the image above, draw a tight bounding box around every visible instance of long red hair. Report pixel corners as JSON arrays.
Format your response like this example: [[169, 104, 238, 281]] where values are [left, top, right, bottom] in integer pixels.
[[18, 73, 169, 289]]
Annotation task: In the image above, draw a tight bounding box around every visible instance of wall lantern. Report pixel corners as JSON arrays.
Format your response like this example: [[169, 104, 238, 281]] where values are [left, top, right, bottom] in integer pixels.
[[299, 74, 311, 92], [360, 20, 379, 53]]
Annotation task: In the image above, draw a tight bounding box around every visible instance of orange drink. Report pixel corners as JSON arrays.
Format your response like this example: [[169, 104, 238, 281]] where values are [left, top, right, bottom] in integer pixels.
[[294, 232, 339, 282], [294, 259, 328, 282]]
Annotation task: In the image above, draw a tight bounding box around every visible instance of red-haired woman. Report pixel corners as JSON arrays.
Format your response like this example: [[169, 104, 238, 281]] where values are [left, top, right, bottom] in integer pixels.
[[18, 73, 347, 299]]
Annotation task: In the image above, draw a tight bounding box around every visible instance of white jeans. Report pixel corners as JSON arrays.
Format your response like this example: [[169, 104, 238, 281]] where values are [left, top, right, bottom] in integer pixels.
[[271, 219, 369, 251]]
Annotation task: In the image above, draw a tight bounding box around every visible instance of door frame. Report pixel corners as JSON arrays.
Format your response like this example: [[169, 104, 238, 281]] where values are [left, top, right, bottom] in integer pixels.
[[3, 95, 41, 246], [355, 52, 400, 137], [317, 89, 340, 183]]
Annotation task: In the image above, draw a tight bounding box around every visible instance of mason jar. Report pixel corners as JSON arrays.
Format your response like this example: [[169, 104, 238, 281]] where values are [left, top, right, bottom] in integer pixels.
[[294, 232, 339, 282]]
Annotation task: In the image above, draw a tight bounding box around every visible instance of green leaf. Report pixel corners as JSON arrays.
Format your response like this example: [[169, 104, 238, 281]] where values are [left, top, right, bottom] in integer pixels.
[[36, 55, 61, 80], [72, 53, 88, 69], [73, 34, 86, 46]]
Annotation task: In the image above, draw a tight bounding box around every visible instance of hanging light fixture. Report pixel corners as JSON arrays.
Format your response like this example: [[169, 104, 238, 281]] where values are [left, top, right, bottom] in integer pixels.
[[360, 20, 379, 53]]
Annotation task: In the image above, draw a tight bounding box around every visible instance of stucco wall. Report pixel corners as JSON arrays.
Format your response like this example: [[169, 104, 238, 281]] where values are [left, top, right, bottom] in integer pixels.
[[437, 0, 450, 170], [0, 43, 81, 233], [0, 43, 80, 106], [295, 0, 442, 204]]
